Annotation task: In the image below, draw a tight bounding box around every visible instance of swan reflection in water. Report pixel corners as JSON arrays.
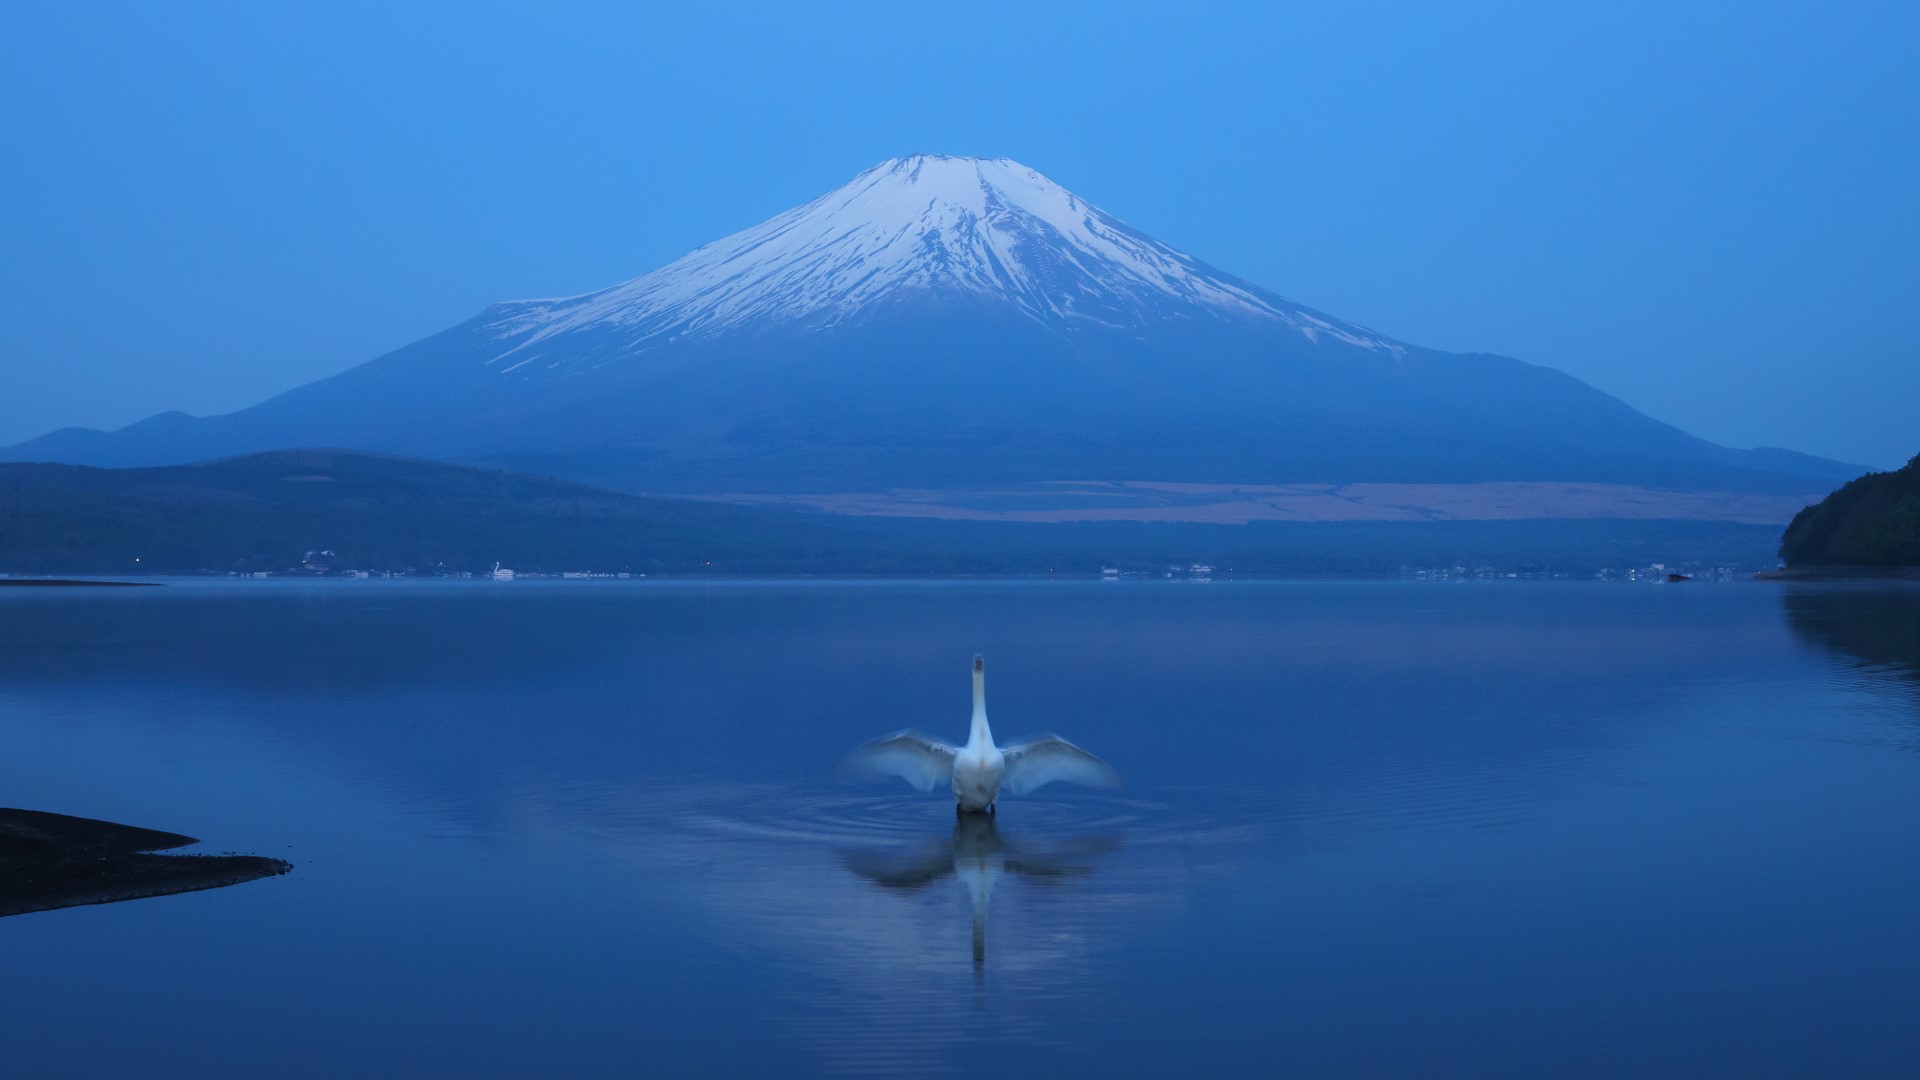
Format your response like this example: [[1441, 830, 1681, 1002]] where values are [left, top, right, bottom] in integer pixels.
[[841, 812, 1122, 966]]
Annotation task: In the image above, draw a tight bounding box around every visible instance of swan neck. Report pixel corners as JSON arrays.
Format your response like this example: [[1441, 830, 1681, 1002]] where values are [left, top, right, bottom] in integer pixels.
[[969, 658, 991, 747], [969, 705, 992, 749]]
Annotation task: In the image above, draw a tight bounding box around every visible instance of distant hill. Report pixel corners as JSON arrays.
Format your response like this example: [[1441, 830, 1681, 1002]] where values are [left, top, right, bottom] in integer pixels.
[[0, 450, 892, 576], [1779, 454, 1920, 568], [0, 450, 1792, 578]]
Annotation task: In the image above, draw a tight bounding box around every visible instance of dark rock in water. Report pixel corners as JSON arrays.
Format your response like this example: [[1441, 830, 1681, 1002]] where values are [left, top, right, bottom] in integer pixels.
[[0, 808, 290, 918]]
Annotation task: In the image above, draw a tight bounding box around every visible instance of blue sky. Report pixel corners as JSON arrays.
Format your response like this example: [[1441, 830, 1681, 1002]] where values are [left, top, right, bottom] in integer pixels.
[[2, 1, 1914, 466]]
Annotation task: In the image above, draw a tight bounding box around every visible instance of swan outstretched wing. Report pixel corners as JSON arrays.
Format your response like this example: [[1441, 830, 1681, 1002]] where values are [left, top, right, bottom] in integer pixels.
[[1001, 736, 1120, 795], [838, 730, 958, 793]]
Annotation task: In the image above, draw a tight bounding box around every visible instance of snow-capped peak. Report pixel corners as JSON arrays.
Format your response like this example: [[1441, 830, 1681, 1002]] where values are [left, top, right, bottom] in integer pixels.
[[482, 155, 1398, 357]]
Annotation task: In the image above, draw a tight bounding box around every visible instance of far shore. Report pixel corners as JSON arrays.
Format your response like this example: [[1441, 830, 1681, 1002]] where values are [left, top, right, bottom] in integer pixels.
[[0, 579, 160, 588]]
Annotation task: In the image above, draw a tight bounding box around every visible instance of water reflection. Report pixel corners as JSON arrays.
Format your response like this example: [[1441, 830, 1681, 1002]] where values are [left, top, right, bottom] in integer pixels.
[[14, 582, 1894, 1076], [1781, 585, 1920, 686], [841, 813, 1122, 966], [502, 782, 1203, 1074]]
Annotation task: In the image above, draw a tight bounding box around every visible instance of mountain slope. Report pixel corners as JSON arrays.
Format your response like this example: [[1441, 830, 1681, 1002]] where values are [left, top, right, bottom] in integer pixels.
[[1, 156, 1859, 497]]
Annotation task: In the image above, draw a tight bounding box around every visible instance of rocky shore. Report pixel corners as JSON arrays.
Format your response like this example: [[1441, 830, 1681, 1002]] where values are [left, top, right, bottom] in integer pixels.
[[0, 808, 289, 918]]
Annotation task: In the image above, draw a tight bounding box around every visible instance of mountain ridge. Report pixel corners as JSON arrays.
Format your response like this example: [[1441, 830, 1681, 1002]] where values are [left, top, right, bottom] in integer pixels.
[[1, 156, 1862, 499]]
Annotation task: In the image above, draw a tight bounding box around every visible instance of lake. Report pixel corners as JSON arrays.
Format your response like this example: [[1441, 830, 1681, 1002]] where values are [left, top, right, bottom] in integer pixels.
[[3, 580, 1918, 1077]]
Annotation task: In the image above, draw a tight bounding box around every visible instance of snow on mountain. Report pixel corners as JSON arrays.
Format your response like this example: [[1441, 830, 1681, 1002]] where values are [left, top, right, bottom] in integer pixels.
[[478, 155, 1400, 367]]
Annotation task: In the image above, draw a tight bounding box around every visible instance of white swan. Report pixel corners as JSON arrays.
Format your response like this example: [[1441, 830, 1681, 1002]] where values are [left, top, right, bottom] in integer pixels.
[[840, 655, 1119, 813]]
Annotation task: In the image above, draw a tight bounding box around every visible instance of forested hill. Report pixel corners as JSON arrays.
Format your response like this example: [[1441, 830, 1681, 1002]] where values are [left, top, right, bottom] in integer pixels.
[[0, 450, 890, 576], [1780, 454, 1920, 568]]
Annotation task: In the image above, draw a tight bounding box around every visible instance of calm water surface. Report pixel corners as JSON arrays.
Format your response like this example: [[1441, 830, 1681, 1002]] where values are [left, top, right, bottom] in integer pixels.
[[3, 580, 1918, 1077]]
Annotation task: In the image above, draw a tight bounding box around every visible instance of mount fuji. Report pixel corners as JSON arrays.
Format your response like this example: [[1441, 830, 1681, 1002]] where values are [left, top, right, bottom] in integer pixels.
[[3, 155, 1854, 507]]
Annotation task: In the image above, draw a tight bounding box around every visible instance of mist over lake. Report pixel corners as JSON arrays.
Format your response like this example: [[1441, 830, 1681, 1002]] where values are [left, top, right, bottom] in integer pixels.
[[4, 580, 1917, 1078]]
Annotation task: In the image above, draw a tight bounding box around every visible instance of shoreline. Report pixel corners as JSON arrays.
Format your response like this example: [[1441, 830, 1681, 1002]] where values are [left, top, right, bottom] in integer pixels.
[[0, 808, 289, 918]]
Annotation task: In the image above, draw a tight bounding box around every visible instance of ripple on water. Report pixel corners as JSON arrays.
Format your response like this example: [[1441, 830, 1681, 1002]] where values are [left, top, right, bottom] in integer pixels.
[[524, 777, 1245, 856], [477, 778, 1239, 1074], [460, 766, 1606, 1075]]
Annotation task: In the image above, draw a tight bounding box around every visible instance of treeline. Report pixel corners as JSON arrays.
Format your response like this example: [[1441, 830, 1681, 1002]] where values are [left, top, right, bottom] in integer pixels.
[[1780, 454, 1920, 567]]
